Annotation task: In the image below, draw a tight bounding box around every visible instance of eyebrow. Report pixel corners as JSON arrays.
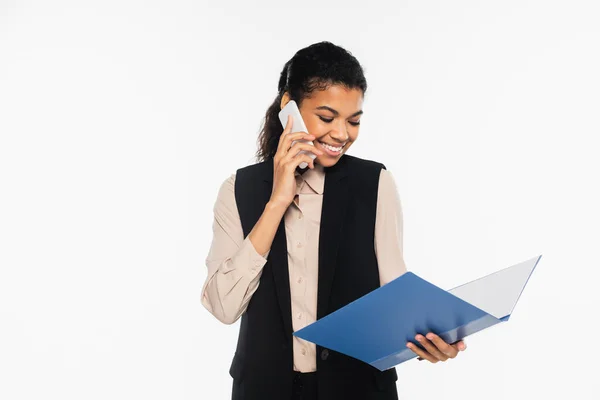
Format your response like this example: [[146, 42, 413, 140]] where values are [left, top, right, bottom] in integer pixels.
[[315, 106, 363, 118]]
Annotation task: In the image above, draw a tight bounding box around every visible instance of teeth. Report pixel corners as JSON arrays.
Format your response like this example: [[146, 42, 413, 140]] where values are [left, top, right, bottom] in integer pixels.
[[320, 142, 343, 152]]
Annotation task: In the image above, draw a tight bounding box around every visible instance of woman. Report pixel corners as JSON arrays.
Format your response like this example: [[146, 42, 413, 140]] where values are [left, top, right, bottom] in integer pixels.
[[202, 41, 467, 400]]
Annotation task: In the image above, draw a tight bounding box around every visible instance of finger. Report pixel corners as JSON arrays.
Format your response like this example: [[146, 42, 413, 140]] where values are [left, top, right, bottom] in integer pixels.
[[281, 114, 293, 136], [277, 133, 314, 163], [276, 135, 315, 168], [451, 340, 467, 352], [415, 334, 449, 361], [288, 154, 316, 170], [406, 342, 438, 363], [278, 115, 309, 148], [276, 115, 295, 154], [425, 333, 459, 359], [283, 142, 323, 162], [280, 132, 315, 154]]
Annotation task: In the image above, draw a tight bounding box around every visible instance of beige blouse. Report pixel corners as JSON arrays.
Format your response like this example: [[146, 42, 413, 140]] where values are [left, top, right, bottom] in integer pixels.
[[202, 162, 407, 373]]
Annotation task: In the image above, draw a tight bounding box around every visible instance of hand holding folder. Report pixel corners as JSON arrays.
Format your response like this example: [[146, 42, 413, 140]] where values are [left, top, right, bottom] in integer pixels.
[[294, 255, 542, 371], [408, 331, 466, 363]]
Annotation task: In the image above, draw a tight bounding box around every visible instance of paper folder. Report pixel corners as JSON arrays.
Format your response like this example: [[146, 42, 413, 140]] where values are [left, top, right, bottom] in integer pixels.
[[293, 255, 542, 371]]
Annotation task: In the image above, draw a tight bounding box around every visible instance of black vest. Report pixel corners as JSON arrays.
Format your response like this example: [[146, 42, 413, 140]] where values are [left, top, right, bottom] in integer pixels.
[[230, 154, 399, 400]]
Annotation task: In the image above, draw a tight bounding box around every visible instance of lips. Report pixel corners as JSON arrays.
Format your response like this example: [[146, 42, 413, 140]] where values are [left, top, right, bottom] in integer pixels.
[[316, 140, 345, 156], [318, 140, 346, 149]]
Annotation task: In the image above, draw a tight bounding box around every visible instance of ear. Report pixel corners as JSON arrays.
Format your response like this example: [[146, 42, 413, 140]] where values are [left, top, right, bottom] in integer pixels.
[[280, 92, 290, 110]]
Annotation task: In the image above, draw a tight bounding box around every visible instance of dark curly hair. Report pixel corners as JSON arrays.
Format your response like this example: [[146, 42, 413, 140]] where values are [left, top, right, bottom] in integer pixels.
[[255, 41, 368, 162]]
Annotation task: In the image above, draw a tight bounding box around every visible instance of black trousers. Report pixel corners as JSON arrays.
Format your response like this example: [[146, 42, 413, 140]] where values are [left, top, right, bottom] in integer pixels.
[[292, 371, 318, 400], [233, 370, 399, 399]]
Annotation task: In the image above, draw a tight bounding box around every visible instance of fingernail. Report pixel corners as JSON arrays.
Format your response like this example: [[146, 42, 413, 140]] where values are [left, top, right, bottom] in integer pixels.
[[426, 333, 434, 340], [461, 342, 467, 350]]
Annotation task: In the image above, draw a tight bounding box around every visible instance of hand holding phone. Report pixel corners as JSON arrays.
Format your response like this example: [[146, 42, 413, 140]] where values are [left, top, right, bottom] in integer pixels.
[[269, 103, 323, 208], [277, 100, 316, 169]]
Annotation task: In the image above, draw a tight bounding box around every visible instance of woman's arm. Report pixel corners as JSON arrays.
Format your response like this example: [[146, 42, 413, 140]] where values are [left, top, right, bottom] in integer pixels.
[[374, 169, 408, 286], [201, 173, 287, 324]]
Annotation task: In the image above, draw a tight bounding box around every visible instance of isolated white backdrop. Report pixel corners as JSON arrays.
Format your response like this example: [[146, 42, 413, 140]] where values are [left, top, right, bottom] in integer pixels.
[[1, 1, 599, 399]]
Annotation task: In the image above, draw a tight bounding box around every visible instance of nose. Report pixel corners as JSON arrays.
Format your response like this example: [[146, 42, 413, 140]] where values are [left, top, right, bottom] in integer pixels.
[[330, 122, 349, 143]]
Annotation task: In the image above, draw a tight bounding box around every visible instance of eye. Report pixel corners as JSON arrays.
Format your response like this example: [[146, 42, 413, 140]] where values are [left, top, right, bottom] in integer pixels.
[[318, 116, 361, 126]]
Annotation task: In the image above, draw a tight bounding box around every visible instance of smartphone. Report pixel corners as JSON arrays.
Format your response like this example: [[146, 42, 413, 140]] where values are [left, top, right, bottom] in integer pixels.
[[277, 100, 316, 169]]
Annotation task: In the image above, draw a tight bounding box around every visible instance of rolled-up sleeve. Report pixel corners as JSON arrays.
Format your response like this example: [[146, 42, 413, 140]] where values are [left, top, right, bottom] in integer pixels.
[[375, 169, 408, 286], [201, 173, 270, 324]]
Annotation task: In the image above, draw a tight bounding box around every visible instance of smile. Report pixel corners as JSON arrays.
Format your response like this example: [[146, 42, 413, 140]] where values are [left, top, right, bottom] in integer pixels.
[[317, 140, 345, 155]]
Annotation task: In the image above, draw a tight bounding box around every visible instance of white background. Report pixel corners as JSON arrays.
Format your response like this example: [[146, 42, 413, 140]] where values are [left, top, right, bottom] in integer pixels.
[[1, 1, 599, 399]]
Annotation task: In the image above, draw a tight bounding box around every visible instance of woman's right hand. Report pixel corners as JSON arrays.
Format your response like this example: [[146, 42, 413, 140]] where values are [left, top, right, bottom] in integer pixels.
[[269, 114, 323, 208]]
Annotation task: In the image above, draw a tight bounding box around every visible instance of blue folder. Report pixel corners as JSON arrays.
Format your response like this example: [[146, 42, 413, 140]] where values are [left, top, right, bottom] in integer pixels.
[[294, 255, 542, 371]]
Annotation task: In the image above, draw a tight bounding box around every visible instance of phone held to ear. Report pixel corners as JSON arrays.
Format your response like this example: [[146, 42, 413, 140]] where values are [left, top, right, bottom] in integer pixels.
[[277, 100, 316, 169]]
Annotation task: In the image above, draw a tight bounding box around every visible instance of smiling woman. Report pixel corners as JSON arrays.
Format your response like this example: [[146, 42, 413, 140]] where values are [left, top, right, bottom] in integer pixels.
[[201, 41, 465, 400], [255, 43, 367, 168], [279, 87, 363, 163]]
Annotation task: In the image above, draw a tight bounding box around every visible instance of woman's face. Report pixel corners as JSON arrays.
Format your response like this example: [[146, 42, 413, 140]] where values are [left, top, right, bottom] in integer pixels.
[[281, 84, 363, 168]]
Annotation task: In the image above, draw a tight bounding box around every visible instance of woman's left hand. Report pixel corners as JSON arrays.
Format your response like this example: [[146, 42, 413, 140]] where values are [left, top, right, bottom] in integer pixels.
[[406, 333, 467, 363]]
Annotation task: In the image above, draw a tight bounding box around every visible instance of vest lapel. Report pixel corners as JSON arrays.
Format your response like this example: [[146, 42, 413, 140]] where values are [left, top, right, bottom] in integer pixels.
[[317, 156, 349, 320], [262, 160, 293, 343]]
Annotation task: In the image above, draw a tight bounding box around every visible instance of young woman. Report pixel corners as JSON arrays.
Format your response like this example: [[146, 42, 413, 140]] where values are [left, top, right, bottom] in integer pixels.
[[202, 41, 467, 400]]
